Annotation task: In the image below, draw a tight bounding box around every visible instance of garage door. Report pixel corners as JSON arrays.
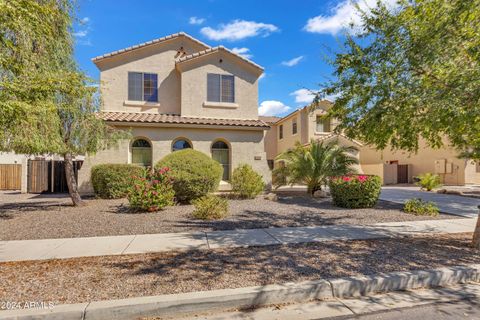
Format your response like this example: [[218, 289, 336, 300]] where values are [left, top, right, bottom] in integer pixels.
[[0, 164, 22, 190]]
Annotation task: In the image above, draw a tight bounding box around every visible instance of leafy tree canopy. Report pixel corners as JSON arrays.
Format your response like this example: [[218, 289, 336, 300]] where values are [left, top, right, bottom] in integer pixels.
[[315, 0, 480, 159]]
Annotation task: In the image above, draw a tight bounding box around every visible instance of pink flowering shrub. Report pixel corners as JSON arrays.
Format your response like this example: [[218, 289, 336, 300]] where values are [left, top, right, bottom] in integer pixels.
[[329, 175, 381, 208], [127, 167, 175, 212]]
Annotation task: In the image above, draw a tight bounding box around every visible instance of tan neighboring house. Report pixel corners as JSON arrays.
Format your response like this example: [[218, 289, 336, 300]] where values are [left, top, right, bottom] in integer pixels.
[[265, 101, 480, 186], [77, 32, 271, 194]]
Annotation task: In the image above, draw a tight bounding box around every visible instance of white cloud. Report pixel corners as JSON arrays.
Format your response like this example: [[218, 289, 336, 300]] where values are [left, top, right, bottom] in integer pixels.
[[189, 16, 205, 25], [259, 73, 266, 80], [73, 30, 88, 38], [304, 0, 398, 35], [290, 89, 315, 104], [259, 100, 291, 116], [200, 19, 278, 41], [231, 47, 252, 59], [79, 17, 90, 25], [281, 56, 304, 67]]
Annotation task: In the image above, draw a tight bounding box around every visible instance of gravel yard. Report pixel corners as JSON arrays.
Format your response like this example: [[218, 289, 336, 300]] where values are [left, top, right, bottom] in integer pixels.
[[0, 233, 477, 305], [0, 191, 453, 240]]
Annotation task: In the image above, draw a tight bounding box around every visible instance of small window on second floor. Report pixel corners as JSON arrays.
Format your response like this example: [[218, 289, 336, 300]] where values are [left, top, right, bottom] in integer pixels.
[[207, 73, 235, 103], [292, 118, 298, 135], [128, 72, 158, 102], [279, 125, 284, 139], [316, 116, 331, 132]]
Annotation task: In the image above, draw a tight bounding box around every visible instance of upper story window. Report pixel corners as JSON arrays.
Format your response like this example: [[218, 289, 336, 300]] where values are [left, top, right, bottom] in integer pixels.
[[207, 73, 235, 103], [279, 125, 284, 139], [128, 72, 158, 102], [316, 116, 331, 132], [292, 118, 298, 135]]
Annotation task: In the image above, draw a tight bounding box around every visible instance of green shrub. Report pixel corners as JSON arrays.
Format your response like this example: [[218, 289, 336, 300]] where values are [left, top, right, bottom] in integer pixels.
[[416, 173, 442, 191], [404, 198, 439, 216], [156, 149, 223, 203], [192, 194, 229, 220], [127, 167, 175, 212], [329, 175, 381, 208], [91, 164, 144, 199], [231, 164, 265, 198]]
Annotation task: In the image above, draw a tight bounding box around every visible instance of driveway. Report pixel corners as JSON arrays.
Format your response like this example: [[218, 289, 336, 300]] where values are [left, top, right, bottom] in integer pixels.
[[380, 186, 480, 218]]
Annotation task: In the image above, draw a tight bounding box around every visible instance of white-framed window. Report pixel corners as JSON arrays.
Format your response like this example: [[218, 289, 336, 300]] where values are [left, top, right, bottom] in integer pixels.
[[131, 138, 152, 167], [316, 116, 331, 132], [207, 73, 235, 103], [128, 72, 158, 102], [172, 138, 192, 152]]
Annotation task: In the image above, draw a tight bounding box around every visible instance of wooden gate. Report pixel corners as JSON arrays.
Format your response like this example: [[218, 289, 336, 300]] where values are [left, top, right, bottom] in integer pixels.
[[397, 164, 409, 184], [0, 164, 22, 190], [28, 160, 49, 193]]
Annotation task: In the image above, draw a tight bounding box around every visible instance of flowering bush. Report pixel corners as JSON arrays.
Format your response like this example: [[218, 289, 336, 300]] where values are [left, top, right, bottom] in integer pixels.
[[127, 167, 175, 212], [329, 175, 381, 208]]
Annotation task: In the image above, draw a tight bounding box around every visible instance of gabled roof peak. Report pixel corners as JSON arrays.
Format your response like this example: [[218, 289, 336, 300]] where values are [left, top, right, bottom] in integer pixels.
[[92, 32, 210, 63]]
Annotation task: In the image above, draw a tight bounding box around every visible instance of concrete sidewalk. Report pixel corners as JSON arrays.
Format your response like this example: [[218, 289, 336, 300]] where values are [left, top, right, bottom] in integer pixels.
[[0, 217, 477, 262], [380, 186, 480, 218]]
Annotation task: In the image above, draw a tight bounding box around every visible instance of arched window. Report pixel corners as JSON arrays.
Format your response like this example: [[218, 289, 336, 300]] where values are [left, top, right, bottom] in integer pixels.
[[172, 138, 192, 152], [211, 140, 230, 181], [131, 138, 152, 167]]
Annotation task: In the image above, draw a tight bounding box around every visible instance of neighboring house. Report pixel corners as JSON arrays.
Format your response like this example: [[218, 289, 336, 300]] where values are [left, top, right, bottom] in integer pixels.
[[77, 32, 271, 193], [266, 101, 480, 186]]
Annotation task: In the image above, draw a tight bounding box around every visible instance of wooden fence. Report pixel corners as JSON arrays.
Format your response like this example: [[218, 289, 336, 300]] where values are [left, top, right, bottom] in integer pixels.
[[0, 164, 22, 190]]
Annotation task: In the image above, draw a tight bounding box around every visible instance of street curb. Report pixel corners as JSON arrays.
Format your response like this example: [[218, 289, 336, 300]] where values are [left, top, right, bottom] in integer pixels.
[[1, 264, 479, 320]]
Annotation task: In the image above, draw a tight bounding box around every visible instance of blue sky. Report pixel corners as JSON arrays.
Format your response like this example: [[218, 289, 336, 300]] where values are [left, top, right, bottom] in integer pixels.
[[73, 0, 387, 117]]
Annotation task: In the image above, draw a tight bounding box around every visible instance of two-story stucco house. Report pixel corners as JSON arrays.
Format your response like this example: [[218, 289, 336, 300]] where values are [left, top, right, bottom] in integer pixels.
[[264, 100, 480, 186], [77, 32, 271, 193]]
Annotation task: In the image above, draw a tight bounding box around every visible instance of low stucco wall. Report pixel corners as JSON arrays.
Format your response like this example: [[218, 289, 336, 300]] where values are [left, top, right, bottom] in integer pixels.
[[77, 125, 271, 194]]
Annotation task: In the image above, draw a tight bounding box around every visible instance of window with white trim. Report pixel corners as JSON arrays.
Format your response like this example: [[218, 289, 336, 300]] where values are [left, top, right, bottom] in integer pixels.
[[207, 73, 235, 103], [128, 72, 158, 102]]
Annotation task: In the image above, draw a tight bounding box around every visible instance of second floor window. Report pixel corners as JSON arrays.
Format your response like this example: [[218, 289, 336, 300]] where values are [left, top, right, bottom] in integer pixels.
[[128, 72, 158, 102], [316, 116, 331, 132], [279, 125, 284, 139], [292, 118, 298, 135], [207, 73, 235, 103]]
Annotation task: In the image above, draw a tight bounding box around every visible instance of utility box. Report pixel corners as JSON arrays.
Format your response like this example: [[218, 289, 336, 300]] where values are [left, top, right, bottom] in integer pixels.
[[434, 159, 446, 174]]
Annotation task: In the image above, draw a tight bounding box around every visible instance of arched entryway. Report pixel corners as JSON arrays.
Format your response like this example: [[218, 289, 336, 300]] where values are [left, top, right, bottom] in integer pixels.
[[211, 140, 230, 181]]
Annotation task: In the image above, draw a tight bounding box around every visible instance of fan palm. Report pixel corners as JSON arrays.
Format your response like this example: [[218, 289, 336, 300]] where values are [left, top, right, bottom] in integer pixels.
[[273, 139, 359, 195]]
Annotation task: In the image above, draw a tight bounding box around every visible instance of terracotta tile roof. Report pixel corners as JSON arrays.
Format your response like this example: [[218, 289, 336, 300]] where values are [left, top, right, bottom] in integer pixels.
[[98, 112, 270, 129], [258, 116, 281, 124], [310, 133, 364, 147], [92, 32, 210, 62], [176, 46, 264, 71]]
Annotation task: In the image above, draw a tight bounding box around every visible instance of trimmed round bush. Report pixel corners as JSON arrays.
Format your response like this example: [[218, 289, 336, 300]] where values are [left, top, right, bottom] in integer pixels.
[[156, 149, 222, 203], [231, 164, 265, 199], [329, 175, 381, 208], [192, 194, 229, 220], [91, 164, 144, 199]]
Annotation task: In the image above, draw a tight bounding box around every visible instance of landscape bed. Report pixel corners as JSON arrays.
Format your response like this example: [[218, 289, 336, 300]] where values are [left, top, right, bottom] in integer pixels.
[[0, 233, 478, 305], [0, 192, 453, 240]]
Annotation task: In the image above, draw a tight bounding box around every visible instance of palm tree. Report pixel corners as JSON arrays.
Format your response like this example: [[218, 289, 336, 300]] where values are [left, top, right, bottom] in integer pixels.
[[273, 139, 359, 195]]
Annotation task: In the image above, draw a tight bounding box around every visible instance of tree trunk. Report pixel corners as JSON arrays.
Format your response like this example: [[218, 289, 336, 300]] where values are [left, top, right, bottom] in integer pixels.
[[473, 208, 480, 249], [64, 153, 86, 207]]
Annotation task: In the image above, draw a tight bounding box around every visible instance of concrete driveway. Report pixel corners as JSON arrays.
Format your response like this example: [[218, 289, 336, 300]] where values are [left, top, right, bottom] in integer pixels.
[[380, 186, 480, 218]]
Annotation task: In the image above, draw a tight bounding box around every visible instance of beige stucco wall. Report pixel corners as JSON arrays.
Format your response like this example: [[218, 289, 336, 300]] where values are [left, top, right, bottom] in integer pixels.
[[264, 125, 278, 161], [276, 113, 304, 155], [359, 139, 480, 185], [77, 125, 271, 194], [95, 37, 207, 114], [177, 52, 260, 119]]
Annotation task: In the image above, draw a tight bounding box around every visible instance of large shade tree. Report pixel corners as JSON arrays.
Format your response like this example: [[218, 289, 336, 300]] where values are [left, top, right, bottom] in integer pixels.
[[0, 0, 123, 206], [314, 0, 480, 247]]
